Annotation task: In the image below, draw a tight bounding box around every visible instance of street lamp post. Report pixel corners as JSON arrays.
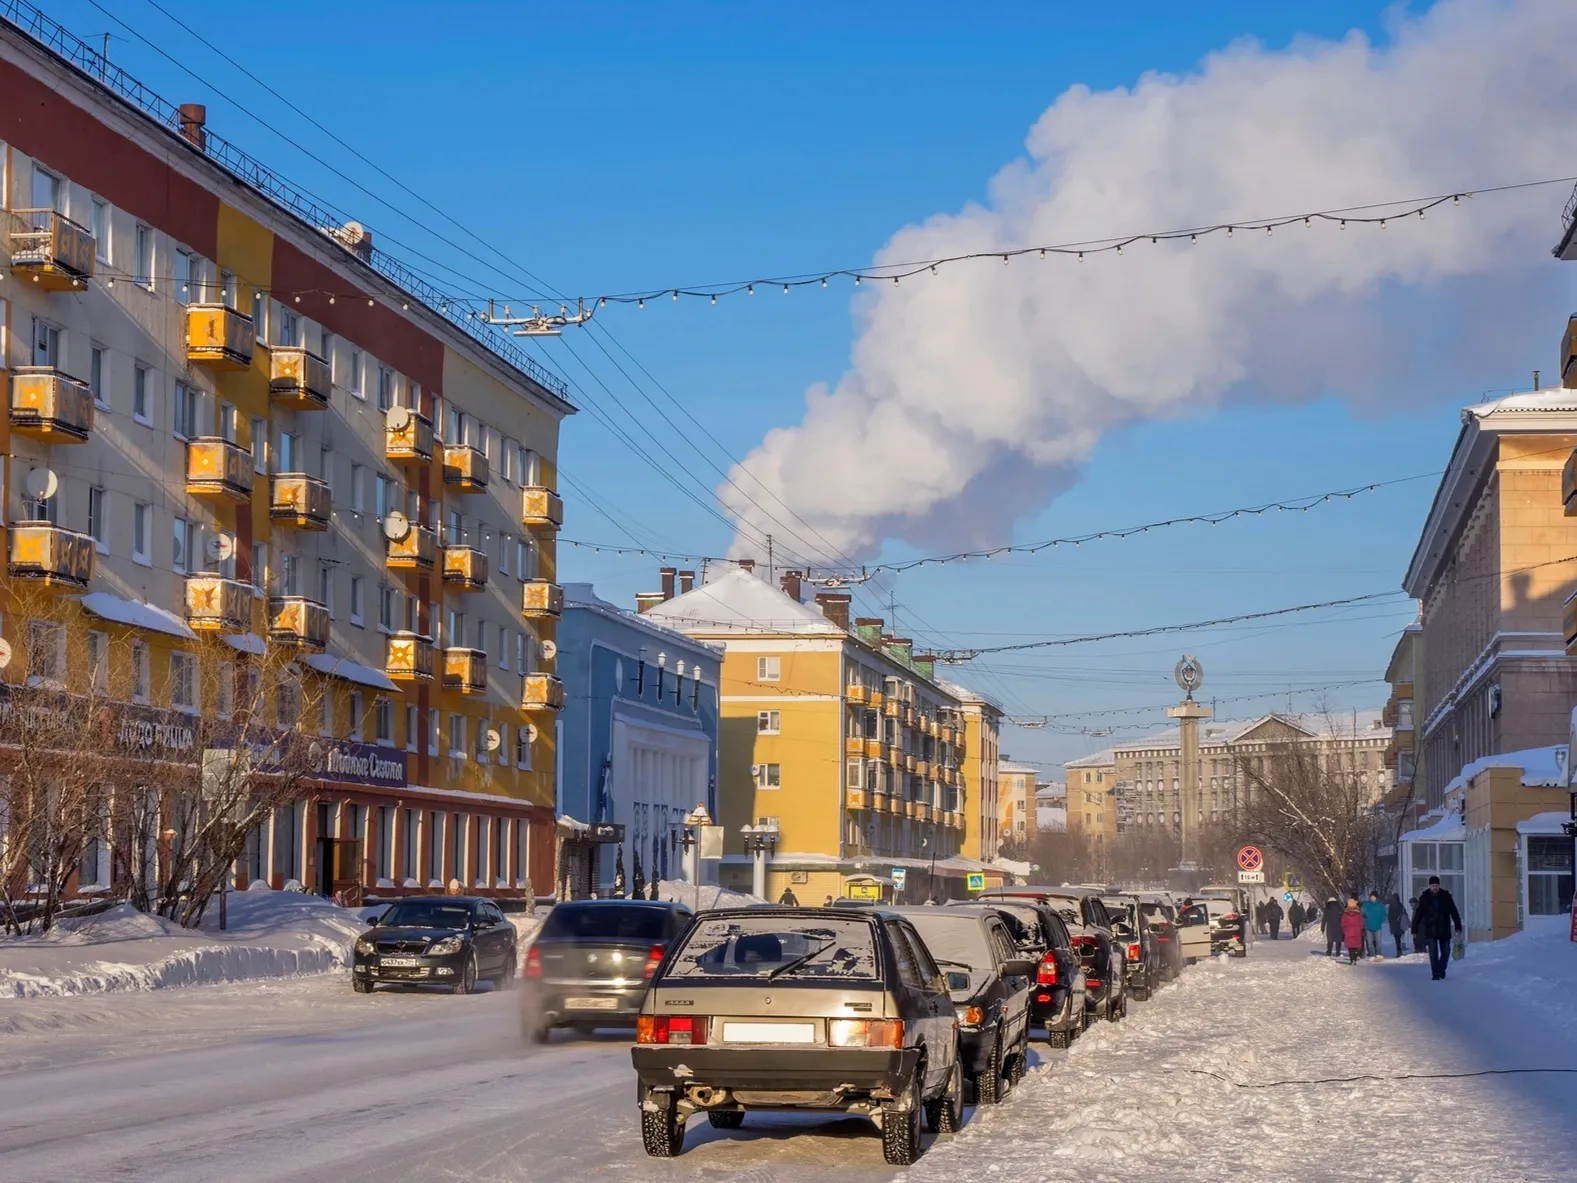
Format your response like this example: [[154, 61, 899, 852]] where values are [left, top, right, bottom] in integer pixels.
[[741, 820, 781, 900]]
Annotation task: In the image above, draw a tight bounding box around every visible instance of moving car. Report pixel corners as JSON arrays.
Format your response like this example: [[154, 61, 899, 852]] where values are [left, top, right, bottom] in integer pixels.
[[890, 906, 1033, 1104], [949, 896, 1087, 1048], [523, 898, 693, 1041], [631, 906, 963, 1165], [352, 896, 517, 995], [1137, 895, 1184, 981], [1101, 894, 1163, 1001], [984, 889, 1127, 1025]]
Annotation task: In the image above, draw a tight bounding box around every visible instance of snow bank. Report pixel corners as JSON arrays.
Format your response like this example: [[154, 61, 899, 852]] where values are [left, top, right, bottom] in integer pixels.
[[652, 879, 765, 910], [1453, 921, 1577, 1032]]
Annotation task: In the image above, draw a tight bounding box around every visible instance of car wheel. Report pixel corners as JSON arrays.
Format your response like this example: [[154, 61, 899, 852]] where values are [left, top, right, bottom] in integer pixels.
[[1107, 992, 1125, 1022], [925, 1056, 963, 1134], [1048, 1027, 1070, 1049], [352, 978, 374, 994], [454, 953, 478, 995], [641, 1102, 685, 1158], [707, 1111, 745, 1130], [976, 1031, 1004, 1105], [1008, 1041, 1027, 1087], [881, 1076, 923, 1166]]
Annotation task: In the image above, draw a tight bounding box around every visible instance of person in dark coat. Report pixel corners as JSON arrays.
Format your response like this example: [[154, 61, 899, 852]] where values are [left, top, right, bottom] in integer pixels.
[[1411, 876, 1463, 980], [1386, 892, 1409, 958], [1265, 897, 1284, 940], [778, 887, 800, 906], [1288, 899, 1305, 937], [1322, 897, 1344, 956]]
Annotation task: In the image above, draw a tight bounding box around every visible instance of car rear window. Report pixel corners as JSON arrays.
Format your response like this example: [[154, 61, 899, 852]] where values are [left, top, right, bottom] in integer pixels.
[[540, 903, 669, 942], [665, 915, 879, 981], [984, 901, 1047, 946], [903, 913, 995, 972]]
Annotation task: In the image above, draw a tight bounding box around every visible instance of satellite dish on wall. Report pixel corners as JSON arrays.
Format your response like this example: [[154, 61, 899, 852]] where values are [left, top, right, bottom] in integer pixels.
[[525, 723, 539, 743], [485, 728, 501, 752], [540, 639, 557, 660], [24, 467, 58, 501], [206, 533, 235, 562], [382, 511, 411, 541], [385, 404, 412, 431], [0, 638, 12, 670]]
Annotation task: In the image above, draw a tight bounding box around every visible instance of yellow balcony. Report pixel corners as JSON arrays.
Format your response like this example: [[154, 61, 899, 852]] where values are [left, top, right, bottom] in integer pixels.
[[10, 367, 93, 442], [185, 576, 252, 632], [521, 486, 564, 531], [847, 684, 869, 705], [442, 443, 488, 493], [846, 735, 866, 757], [846, 788, 869, 810], [522, 580, 564, 620], [385, 631, 436, 682], [902, 704, 915, 727], [186, 304, 255, 371], [386, 524, 438, 572], [8, 522, 93, 591], [522, 672, 566, 712], [942, 724, 957, 745], [443, 647, 487, 695], [269, 346, 330, 410], [386, 409, 435, 466], [863, 738, 883, 760], [268, 596, 329, 651], [868, 689, 884, 709], [6, 209, 94, 290], [885, 746, 901, 769], [917, 802, 933, 822], [186, 438, 254, 501], [884, 699, 901, 719], [270, 474, 331, 530], [875, 792, 895, 815], [442, 546, 488, 592], [916, 759, 931, 779], [903, 753, 916, 773], [904, 800, 920, 819]]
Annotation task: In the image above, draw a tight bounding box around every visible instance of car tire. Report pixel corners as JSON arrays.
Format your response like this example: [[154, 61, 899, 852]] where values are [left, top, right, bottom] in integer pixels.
[[641, 1103, 685, 1157], [976, 1031, 1004, 1105], [1008, 1041, 1027, 1087], [882, 1077, 923, 1166], [1107, 992, 1125, 1022], [352, 978, 374, 994], [1047, 1027, 1070, 1049], [707, 1111, 745, 1130], [454, 953, 478, 995], [925, 1057, 963, 1134]]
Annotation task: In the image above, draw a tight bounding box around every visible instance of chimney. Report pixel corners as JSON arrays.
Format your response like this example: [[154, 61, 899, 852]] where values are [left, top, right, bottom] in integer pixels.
[[677, 570, 695, 594], [854, 616, 884, 645], [886, 637, 914, 666], [660, 567, 676, 601], [815, 591, 851, 631], [780, 569, 803, 603], [912, 653, 937, 680], [177, 103, 207, 151], [636, 592, 664, 614], [738, 559, 756, 574]]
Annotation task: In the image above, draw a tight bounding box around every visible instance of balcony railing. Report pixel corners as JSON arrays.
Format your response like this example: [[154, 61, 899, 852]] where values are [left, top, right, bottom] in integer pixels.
[[386, 631, 436, 682], [185, 575, 252, 632], [522, 672, 566, 712], [521, 580, 564, 620], [9, 366, 93, 442], [903, 753, 916, 773], [386, 408, 435, 465], [386, 523, 438, 571], [846, 684, 869, 705], [845, 735, 865, 757], [862, 737, 883, 760], [884, 699, 900, 719], [269, 474, 331, 530], [442, 546, 488, 591], [868, 689, 885, 709], [5, 209, 94, 290], [186, 438, 254, 501], [846, 788, 869, 810], [443, 647, 487, 695], [268, 596, 329, 650], [521, 486, 564, 530], [186, 304, 256, 371], [916, 759, 931, 778], [269, 346, 330, 410], [442, 443, 488, 492], [8, 522, 94, 591]]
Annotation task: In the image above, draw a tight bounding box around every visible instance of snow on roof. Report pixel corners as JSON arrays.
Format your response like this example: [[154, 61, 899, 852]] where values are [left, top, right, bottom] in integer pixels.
[[77, 592, 197, 640], [302, 653, 398, 692], [1065, 748, 1115, 768], [224, 632, 267, 655], [563, 581, 725, 655], [1399, 811, 1465, 843], [644, 568, 843, 635], [1516, 811, 1573, 836], [1104, 710, 1390, 753], [1439, 744, 1570, 801], [938, 679, 1003, 711], [998, 761, 1040, 776], [1463, 387, 1577, 418]]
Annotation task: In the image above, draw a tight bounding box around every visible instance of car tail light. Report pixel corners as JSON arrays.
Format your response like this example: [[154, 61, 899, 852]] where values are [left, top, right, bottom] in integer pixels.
[[1127, 942, 1141, 963], [829, 1019, 904, 1048], [637, 1014, 708, 1045], [1036, 952, 1059, 986], [524, 946, 543, 980], [959, 1006, 983, 1026], [643, 944, 666, 980], [1223, 913, 1240, 922], [1086, 978, 1102, 990]]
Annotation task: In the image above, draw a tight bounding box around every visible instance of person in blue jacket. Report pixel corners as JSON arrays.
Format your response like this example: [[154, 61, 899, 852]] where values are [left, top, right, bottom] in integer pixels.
[[1360, 891, 1388, 959]]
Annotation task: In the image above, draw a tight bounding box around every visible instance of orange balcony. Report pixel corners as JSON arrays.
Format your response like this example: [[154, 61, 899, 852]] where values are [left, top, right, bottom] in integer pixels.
[[522, 672, 566, 712], [847, 684, 869, 705], [521, 486, 564, 531], [185, 438, 254, 501], [185, 576, 252, 632], [270, 474, 331, 530], [916, 759, 931, 779], [443, 647, 487, 695], [442, 546, 488, 592], [875, 792, 895, 815], [904, 800, 920, 819], [186, 304, 255, 371], [386, 524, 438, 572], [846, 735, 866, 757], [269, 347, 330, 410], [917, 802, 933, 823], [885, 745, 901, 769], [386, 631, 436, 683], [6, 209, 94, 290], [862, 737, 882, 760], [903, 753, 917, 773], [10, 367, 93, 442], [386, 408, 435, 466], [884, 699, 901, 719], [868, 689, 885, 709], [442, 443, 488, 493], [902, 704, 915, 727], [8, 523, 93, 591], [522, 580, 564, 620], [846, 788, 869, 810], [268, 596, 329, 650]]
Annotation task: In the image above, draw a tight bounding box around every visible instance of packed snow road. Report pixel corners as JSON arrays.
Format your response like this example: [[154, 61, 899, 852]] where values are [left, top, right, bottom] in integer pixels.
[[1, 933, 1574, 1182]]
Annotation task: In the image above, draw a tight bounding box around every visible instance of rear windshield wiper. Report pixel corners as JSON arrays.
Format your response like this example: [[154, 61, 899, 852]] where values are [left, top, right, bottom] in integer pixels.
[[766, 939, 837, 980]]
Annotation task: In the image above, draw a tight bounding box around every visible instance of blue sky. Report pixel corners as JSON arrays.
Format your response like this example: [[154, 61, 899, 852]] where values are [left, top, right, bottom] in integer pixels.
[[40, 0, 1574, 773]]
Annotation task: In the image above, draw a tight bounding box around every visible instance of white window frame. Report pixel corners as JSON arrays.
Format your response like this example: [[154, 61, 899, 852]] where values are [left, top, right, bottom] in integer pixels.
[[757, 710, 781, 735], [87, 485, 107, 552], [755, 763, 782, 790], [131, 502, 151, 566], [757, 655, 781, 682], [170, 651, 197, 713], [130, 641, 151, 703], [350, 576, 365, 627], [133, 364, 152, 425]]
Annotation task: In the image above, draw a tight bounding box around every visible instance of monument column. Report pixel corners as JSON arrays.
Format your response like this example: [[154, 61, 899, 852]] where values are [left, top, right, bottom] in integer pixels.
[[1166, 655, 1213, 871]]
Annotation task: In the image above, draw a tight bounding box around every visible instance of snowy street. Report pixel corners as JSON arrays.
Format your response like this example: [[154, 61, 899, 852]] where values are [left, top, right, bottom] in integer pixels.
[[3, 932, 1574, 1182]]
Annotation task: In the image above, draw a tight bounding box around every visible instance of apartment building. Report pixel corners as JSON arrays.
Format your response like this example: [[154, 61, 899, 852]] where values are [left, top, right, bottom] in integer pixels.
[[1061, 752, 1119, 851], [0, 16, 571, 900], [997, 760, 1038, 847], [944, 680, 1004, 866], [1380, 624, 1425, 824]]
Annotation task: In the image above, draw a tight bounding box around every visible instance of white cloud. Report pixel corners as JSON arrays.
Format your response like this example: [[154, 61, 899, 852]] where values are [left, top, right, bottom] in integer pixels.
[[721, 0, 1577, 562]]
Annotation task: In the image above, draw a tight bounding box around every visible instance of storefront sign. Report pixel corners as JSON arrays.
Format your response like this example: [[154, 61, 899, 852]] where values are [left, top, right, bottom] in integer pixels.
[[308, 740, 407, 789]]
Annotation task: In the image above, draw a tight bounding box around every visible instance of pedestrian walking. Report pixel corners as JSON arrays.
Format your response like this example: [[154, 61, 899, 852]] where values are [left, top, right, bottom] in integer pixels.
[[1265, 896, 1283, 940], [1322, 897, 1343, 956], [778, 887, 800, 906], [1288, 899, 1305, 937], [1386, 892, 1409, 958], [822, 895, 834, 907], [1410, 876, 1464, 980], [1339, 896, 1366, 964], [1361, 891, 1387, 959]]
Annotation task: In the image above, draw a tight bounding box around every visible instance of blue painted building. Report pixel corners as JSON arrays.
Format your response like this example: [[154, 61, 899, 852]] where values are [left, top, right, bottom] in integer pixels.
[[555, 582, 721, 896]]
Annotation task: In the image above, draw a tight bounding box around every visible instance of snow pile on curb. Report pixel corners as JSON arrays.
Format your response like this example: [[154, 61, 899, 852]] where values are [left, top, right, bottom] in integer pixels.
[[652, 880, 765, 910], [1455, 922, 1577, 1029]]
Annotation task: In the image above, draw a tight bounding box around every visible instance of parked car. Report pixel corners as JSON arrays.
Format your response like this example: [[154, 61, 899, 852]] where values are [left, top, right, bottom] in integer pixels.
[[1173, 898, 1217, 964], [1137, 895, 1184, 981], [1101, 894, 1163, 1001], [986, 889, 1126, 1025], [522, 898, 693, 1041], [948, 896, 1086, 1047], [352, 896, 517, 995], [631, 907, 963, 1165], [1198, 893, 1248, 957], [891, 906, 1033, 1104]]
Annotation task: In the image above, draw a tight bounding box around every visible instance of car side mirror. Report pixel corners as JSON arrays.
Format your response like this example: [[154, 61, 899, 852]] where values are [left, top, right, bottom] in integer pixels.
[[1003, 957, 1037, 979], [365, 916, 377, 927]]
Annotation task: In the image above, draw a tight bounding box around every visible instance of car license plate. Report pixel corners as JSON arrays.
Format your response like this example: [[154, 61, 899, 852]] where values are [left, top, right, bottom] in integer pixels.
[[565, 996, 619, 1010], [381, 956, 418, 968], [721, 1022, 816, 1044]]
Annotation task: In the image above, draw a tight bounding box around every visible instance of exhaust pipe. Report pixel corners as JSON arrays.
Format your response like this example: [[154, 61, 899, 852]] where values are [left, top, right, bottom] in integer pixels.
[[688, 1086, 730, 1107]]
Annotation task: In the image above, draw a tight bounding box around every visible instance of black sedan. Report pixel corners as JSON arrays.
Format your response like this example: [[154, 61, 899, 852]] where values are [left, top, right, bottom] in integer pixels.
[[352, 896, 517, 994], [948, 897, 1086, 1048]]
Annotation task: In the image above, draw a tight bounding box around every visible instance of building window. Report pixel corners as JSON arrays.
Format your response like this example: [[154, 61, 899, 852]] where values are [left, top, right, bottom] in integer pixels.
[[406, 704, 419, 753], [350, 464, 365, 514], [318, 685, 334, 735], [350, 576, 365, 627], [755, 763, 782, 790], [278, 552, 299, 597], [347, 348, 363, 398], [87, 630, 109, 694], [170, 652, 196, 711], [376, 364, 394, 411], [349, 691, 364, 741], [172, 382, 199, 440], [277, 678, 301, 728], [130, 641, 151, 702], [250, 416, 266, 473], [174, 248, 194, 304], [276, 308, 299, 348], [221, 269, 238, 309], [756, 656, 781, 682], [134, 224, 152, 288], [319, 563, 334, 618], [757, 710, 781, 734], [172, 516, 195, 573], [474, 719, 490, 763], [429, 709, 440, 756], [517, 724, 533, 770], [1527, 836, 1574, 916], [219, 401, 238, 443], [89, 345, 108, 408], [132, 364, 152, 423], [132, 502, 151, 565], [217, 664, 235, 718], [449, 713, 466, 758], [27, 620, 65, 684], [252, 542, 268, 595], [92, 198, 109, 262], [87, 486, 107, 550]]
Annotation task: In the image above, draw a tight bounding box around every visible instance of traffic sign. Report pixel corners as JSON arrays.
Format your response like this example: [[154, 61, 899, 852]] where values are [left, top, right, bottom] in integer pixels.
[[1283, 891, 1294, 902], [966, 872, 986, 892], [1238, 870, 1265, 884], [1237, 846, 1263, 873], [891, 868, 907, 890]]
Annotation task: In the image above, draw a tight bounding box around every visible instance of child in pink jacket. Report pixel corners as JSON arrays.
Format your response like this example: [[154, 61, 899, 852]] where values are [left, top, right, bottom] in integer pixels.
[[1339, 896, 1366, 964]]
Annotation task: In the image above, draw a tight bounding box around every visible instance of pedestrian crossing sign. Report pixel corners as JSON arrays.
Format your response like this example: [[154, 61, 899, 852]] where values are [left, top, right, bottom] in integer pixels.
[[966, 872, 986, 891]]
